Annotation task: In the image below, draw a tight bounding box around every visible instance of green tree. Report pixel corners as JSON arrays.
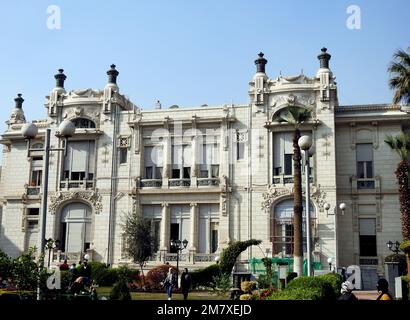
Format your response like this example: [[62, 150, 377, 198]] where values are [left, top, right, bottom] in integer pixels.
[[122, 210, 153, 286], [385, 132, 410, 284], [274, 106, 312, 276], [388, 46, 410, 105]]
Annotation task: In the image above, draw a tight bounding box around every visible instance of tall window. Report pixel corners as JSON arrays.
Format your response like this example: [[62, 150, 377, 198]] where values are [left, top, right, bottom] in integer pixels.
[[30, 170, 42, 186], [198, 204, 219, 254], [144, 146, 163, 179], [200, 143, 219, 178], [236, 131, 246, 160], [359, 218, 377, 256], [119, 148, 128, 164], [273, 132, 294, 176], [142, 205, 162, 252], [63, 140, 95, 181], [171, 144, 191, 179], [72, 118, 96, 129], [356, 143, 374, 189]]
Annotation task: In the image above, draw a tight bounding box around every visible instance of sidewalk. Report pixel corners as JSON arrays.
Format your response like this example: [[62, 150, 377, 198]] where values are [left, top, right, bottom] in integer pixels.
[[354, 290, 378, 300]]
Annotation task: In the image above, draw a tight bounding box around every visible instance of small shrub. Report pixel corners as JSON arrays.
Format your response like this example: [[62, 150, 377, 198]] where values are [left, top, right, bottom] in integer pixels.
[[257, 274, 273, 289], [110, 280, 131, 300], [240, 281, 257, 293], [191, 264, 221, 289], [239, 294, 253, 300], [0, 250, 12, 278], [210, 273, 231, 296], [259, 287, 275, 300], [401, 275, 409, 300], [146, 264, 177, 290], [97, 268, 119, 286], [316, 273, 343, 297], [283, 276, 336, 300], [267, 287, 322, 300]]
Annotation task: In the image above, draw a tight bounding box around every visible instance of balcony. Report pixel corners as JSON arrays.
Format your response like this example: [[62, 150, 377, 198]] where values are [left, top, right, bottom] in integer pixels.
[[273, 175, 313, 185], [197, 178, 220, 187], [351, 176, 380, 194], [140, 179, 162, 188], [60, 179, 94, 190], [169, 178, 191, 187], [26, 186, 40, 196]]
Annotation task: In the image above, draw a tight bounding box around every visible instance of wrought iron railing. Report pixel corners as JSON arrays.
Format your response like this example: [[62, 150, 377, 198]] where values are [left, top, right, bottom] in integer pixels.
[[197, 178, 220, 187], [140, 179, 162, 188], [273, 175, 313, 185], [26, 186, 40, 196], [169, 179, 191, 187], [60, 180, 94, 190]]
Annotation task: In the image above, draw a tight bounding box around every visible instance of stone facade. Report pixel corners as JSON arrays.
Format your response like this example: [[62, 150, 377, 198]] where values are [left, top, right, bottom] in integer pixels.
[[0, 50, 408, 277]]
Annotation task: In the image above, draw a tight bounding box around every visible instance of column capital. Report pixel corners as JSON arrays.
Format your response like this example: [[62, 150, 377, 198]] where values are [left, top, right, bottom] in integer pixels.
[[161, 202, 169, 208], [190, 202, 198, 207]]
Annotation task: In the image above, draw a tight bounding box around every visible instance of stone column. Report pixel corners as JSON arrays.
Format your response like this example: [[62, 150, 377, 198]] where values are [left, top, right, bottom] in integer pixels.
[[159, 202, 169, 261], [191, 136, 198, 186], [189, 203, 198, 252]]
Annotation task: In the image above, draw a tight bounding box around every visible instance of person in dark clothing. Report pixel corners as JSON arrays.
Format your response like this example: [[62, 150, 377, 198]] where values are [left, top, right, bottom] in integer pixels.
[[338, 281, 358, 301], [376, 278, 393, 300], [69, 263, 79, 285], [79, 261, 92, 286], [59, 260, 69, 271], [180, 268, 192, 300]]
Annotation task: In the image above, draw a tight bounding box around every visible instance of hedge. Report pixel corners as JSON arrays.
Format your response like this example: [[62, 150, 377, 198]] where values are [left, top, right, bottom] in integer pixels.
[[190, 264, 221, 289], [219, 239, 262, 275], [268, 273, 342, 300]]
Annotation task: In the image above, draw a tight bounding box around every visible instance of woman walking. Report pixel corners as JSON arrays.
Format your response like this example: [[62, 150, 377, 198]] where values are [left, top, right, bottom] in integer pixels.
[[164, 268, 176, 300]]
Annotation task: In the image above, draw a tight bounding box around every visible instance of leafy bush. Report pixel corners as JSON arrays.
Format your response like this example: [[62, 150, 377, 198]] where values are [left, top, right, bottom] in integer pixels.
[[190, 264, 221, 289], [239, 294, 253, 300], [257, 274, 273, 289], [316, 273, 343, 297], [281, 276, 336, 300], [110, 280, 131, 300], [240, 281, 257, 293], [219, 239, 262, 275], [11, 248, 39, 291], [210, 273, 231, 296], [401, 275, 409, 300], [0, 250, 12, 278], [267, 287, 322, 300], [96, 268, 119, 286], [146, 264, 177, 290]]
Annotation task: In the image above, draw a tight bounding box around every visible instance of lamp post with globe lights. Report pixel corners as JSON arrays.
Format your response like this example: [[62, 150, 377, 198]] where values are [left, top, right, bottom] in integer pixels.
[[298, 135, 314, 276], [21, 120, 75, 262], [169, 239, 188, 288]]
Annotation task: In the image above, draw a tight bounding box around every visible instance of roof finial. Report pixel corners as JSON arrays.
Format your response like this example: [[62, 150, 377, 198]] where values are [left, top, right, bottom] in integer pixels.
[[15, 93, 24, 109], [107, 64, 119, 84], [254, 52, 268, 73], [54, 69, 67, 88], [318, 47, 331, 69]]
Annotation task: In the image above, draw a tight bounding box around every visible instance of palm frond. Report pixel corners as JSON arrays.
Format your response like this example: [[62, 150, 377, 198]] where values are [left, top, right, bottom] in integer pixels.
[[385, 132, 410, 160], [274, 106, 312, 127], [388, 47, 410, 105]]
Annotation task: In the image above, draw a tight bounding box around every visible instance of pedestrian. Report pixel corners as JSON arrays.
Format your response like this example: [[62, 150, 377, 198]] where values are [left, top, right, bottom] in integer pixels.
[[338, 281, 358, 301], [79, 260, 92, 286], [164, 268, 176, 300], [180, 268, 192, 300], [59, 259, 69, 271], [69, 263, 79, 285], [376, 278, 393, 300]]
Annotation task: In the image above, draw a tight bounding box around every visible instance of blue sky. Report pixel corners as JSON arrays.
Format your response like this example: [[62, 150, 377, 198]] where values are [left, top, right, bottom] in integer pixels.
[[0, 0, 409, 133]]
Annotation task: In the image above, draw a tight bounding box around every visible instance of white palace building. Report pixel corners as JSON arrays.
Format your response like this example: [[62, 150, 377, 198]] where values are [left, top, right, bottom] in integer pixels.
[[0, 49, 408, 283]]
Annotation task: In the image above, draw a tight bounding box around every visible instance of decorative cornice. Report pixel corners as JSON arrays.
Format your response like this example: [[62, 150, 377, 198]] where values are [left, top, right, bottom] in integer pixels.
[[335, 104, 401, 113]]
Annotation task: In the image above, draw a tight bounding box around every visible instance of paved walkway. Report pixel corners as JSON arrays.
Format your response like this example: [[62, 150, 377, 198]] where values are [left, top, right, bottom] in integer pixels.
[[354, 290, 379, 300]]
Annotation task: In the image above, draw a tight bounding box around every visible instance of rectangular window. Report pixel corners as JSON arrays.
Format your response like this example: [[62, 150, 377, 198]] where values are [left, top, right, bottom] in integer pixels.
[[64, 141, 95, 181], [27, 220, 39, 229], [237, 141, 245, 160], [119, 148, 127, 164], [31, 170, 42, 186], [27, 208, 39, 216], [200, 143, 220, 178], [172, 169, 180, 179], [359, 218, 377, 256], [284, 154, 293, 175], [183, 167, 191, 179], [144, 146, 163, 179], [356, 143, 374, 189]]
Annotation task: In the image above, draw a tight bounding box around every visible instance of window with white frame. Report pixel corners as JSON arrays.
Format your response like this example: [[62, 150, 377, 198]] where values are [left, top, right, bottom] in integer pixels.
[[63, 140, 95, 181], [235, 131, 247, 160], [171, 143, 191, 179], [200, 143, 219, 178], [142, 205, 162, 252], [198, 204, 219, 254], [144, 145, 163, 179], [356, 143, 374, 189]]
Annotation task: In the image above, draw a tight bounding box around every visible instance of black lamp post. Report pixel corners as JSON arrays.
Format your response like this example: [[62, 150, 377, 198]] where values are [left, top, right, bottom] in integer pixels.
[[386, 241, 401, 254], [170, 239, 188, 288]]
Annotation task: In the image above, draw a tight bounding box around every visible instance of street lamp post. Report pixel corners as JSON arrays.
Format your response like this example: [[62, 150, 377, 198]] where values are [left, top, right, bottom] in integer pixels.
[[169, 239, 188, 288], [298, 135, 314, 276], [386, 241, 401, 254], [45, 238, 60, 268], [22, 120, 75, 299]]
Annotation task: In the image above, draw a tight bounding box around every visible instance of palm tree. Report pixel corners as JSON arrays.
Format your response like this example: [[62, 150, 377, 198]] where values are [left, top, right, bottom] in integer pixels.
[[388, 46, 410, 105], [274, 106, 312, 276], [385, 133, 410, 284]]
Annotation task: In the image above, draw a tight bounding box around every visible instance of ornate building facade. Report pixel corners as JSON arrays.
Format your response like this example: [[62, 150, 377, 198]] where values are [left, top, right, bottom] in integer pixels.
[[0, 50, 408, 281]]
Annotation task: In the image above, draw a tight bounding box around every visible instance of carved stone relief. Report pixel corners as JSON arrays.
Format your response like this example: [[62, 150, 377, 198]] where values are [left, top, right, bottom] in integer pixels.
[[49, 190, 102, 215]]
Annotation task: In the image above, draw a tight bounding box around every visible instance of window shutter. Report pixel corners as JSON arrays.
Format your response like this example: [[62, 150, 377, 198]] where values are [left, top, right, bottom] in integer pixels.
[[359, 218, 376, 235], [88, 141, 95, 174], [71, 142, 88, 172], [183, 145, 192, 166], [356, 144, 373, 162]]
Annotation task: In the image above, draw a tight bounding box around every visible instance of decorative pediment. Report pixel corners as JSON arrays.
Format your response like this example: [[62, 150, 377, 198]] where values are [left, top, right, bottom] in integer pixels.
[[261, 184, 327, 212], [49, 190, 102, 215], [273, 74, 316, 85], [69, 88, 102, 98]]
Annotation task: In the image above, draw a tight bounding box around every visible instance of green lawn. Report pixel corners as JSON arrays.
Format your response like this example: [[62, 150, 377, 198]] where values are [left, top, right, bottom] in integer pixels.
[[96, 287, 229, 300]]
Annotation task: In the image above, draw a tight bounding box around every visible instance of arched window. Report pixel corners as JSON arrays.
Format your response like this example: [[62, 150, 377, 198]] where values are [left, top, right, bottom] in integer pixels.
[[72, 118, 96, 129], [270, 199, 315, 256], [59, 202, 92, 253]]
